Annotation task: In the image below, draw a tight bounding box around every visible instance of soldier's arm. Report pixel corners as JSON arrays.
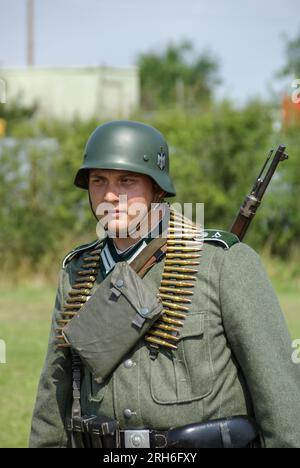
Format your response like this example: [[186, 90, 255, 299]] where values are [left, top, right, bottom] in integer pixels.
[[29, 268, 72, 448], [219, 243, 300, 448]]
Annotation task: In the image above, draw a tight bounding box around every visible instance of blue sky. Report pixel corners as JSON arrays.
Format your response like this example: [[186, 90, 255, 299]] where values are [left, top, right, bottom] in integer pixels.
[[0, 0, 299, 103]]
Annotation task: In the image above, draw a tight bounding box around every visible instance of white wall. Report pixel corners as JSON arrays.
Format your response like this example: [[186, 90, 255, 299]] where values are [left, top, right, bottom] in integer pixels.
[[0, 66, 140, 120]]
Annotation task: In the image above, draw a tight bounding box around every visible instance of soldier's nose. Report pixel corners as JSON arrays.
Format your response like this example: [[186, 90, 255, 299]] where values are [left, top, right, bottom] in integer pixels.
[[104, 190, 119, 203]]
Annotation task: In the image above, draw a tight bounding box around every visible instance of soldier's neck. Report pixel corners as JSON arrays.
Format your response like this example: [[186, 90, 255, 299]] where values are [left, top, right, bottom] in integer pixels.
[[113, 236, 142, 252]]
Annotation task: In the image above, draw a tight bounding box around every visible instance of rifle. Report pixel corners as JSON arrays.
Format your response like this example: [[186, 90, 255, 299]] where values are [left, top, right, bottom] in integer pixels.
[[230, 144, 288, 241]]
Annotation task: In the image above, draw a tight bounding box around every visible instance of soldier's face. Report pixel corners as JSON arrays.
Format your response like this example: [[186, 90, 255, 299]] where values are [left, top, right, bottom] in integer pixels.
[[89, 169, 157, 237]]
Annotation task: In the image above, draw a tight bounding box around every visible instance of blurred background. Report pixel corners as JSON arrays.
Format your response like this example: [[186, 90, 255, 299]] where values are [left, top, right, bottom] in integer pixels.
[[0, 0, 299, 448]]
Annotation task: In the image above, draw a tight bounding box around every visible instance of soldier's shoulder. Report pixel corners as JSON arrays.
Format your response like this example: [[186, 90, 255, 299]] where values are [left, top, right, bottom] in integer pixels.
[[62, 238, 104, 269], [203, 229, 240, 250]]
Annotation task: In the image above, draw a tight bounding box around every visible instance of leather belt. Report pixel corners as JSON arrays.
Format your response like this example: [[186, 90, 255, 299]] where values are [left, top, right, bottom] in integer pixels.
[[68, 415, 260, 449]]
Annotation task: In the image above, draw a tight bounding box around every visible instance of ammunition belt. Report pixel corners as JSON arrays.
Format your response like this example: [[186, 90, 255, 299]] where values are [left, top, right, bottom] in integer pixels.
[[143, 209, 203, 355], [56, 242, 102, 349], [56, 207, 203, 354]]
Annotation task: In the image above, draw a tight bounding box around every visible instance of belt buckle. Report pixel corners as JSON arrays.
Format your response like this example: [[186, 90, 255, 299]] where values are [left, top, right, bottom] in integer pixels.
[[124, 430, 150, 448]]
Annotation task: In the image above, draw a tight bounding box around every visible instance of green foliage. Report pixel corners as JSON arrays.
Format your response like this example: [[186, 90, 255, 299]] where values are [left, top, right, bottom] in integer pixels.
[[268, 125, 300, 253], [136, 40, 220, 110], [0, 117, 100, 275], [1, 98, 299, 275], [0, 100, 298, 278], [0, 96, 37, 128], [279, 30, 300, 77], [143, 101, 298, 258], [143, 101, 281, 247]]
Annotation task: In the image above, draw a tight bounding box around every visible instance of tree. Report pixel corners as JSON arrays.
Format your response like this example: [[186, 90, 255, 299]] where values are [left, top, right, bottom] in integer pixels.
[[136, 40, 220, 111], [143, 101, 296, 255], [279, 30, 300, 77], [0, 96, 37, 132]]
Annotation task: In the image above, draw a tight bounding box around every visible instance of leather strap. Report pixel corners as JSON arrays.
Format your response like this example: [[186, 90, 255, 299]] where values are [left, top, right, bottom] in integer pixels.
[[220, 421, 233, 448], [130, 236, 167, 277]]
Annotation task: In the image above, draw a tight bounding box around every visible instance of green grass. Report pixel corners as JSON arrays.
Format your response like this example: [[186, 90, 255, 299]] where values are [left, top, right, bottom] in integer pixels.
[[0, 280, 299, 448], [0, 286, 55, 448], [279, 292, 300, 339]]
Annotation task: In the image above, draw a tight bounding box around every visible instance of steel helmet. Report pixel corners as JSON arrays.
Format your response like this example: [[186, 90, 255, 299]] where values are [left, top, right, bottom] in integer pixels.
[[74, 120, 176, 197]]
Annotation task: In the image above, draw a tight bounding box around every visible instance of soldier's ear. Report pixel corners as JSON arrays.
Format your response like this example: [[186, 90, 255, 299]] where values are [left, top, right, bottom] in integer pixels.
[[151, 181, 166, 203]]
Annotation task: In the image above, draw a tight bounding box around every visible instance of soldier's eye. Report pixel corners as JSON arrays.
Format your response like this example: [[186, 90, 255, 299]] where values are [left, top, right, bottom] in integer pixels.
[[91, 177, 105, 184], [122, 178, 135, 184]]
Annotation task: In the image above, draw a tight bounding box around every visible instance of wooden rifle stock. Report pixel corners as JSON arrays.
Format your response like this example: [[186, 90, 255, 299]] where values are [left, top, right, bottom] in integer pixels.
[[230, 144, 288, 241]]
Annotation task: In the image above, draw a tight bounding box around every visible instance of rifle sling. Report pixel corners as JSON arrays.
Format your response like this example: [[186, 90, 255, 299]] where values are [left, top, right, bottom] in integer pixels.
[[130, 236, 167, 277]]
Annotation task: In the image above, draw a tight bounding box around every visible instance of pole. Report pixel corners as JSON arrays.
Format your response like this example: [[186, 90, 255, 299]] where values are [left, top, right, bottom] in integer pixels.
[[27, 0, 34, 66]]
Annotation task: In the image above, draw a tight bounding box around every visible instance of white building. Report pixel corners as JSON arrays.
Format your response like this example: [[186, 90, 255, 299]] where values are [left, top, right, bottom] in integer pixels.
[[0, 66, 140, 120]]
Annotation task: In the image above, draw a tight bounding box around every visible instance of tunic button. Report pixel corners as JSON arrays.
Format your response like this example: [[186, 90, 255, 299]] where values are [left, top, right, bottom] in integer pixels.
[[124, 359, 134, 368], [124, 409, 133, 419], [139, 307, 149, 316], [116, 279, 124, 288]]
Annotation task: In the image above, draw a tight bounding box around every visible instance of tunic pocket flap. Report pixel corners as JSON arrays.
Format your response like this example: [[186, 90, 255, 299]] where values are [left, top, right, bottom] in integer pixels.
[[110, 261, 162, 320], [178, 313, 204, 340]]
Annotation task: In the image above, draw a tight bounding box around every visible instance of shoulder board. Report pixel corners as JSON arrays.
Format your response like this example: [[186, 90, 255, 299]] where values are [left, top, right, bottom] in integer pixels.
[[203, 229, 240, 250], [62, 239, 104, 269]]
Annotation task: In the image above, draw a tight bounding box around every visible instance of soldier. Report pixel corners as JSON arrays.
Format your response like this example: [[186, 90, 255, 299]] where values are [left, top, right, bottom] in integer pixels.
[[30, 121, 300, 448]]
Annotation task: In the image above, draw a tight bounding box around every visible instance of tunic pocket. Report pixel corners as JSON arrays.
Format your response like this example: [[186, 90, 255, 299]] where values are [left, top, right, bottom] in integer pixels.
[[150, 312, 213, 404], [82, 369, 108, 403]]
